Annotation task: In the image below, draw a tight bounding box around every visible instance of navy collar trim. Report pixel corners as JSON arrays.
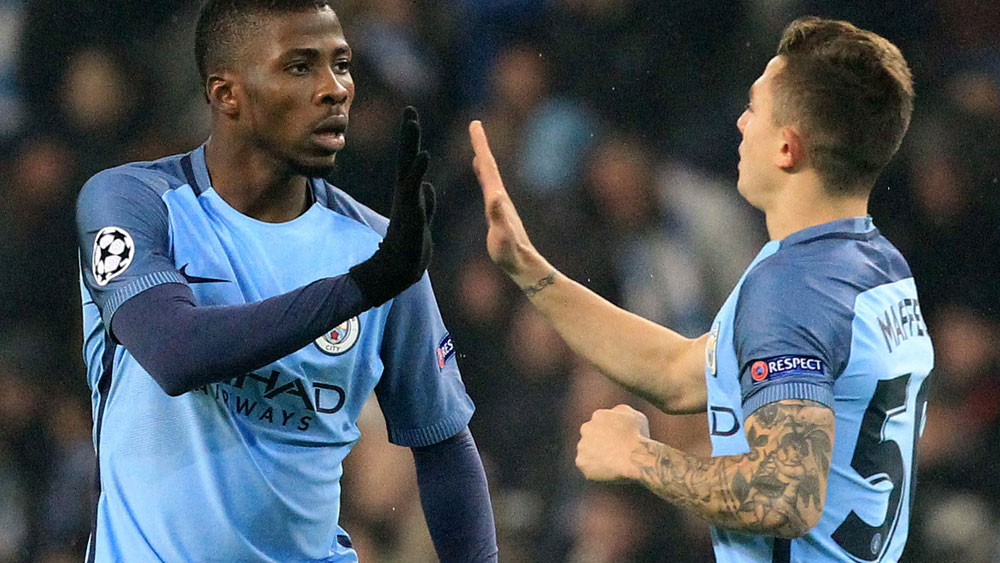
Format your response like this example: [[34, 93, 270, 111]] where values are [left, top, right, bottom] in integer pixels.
[[181, 145, 213, 196], [179, 154, 201, 195], [186, 144, 319, 204], [781, 216, 876, 246]]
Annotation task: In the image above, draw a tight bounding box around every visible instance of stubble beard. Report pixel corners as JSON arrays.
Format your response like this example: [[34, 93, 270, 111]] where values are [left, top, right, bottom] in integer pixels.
[[289, 155, 338, 180]]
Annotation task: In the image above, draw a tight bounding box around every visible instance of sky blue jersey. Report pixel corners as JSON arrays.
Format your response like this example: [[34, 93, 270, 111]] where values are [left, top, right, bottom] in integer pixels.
[[703, 217, 933, 562], [75, 146, 475, 562]]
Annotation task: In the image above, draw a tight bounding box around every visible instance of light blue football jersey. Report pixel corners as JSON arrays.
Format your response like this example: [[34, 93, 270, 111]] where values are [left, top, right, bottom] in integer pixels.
[[76, 145, 475, 562], [703, 217, 933, 562]]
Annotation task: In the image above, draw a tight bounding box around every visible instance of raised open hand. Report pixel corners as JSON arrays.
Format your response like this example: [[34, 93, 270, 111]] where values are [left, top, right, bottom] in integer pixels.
[[469, 120, 549, 286], [349, 107, 435, 307]]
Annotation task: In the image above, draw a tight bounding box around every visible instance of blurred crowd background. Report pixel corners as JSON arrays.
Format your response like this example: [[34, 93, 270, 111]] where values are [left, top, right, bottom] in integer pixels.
[[1, 0, 999, 561]]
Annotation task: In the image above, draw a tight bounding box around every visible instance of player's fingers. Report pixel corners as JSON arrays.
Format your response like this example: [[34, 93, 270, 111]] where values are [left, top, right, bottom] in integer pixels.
[[402, 151, 429, 196], [473, 158, 504, 207], [397, 108, 421, 180], [475, 155, 515, 222], [611, 404, 648, 430], [469, 121, 496, 165], [469, 122, 506, 192], [611, 404, 637, 415], [587, 409, 612, 425], [486, 196, 508, 224], [420, 182, 436, 224]]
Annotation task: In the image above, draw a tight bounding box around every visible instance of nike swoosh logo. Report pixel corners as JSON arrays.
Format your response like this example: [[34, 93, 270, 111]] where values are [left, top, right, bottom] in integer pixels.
[[179, 264, 229, 284]]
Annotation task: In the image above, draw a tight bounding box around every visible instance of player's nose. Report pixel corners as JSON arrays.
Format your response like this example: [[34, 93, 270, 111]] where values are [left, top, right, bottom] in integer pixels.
[[316, 68, 350, 106]]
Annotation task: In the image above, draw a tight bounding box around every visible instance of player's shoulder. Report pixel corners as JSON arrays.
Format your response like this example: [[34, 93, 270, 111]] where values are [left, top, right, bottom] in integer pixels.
[[752, 223, 911, 294], [78, 153, 191, 208], [738, 246, 830, 312], [313, 179, 389, 237], [738, 222, 912, 321]]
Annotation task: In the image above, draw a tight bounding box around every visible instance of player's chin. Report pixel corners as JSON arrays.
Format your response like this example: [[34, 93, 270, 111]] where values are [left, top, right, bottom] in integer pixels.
[[736, 179, 766, 210], [290, 151, 338, 178]]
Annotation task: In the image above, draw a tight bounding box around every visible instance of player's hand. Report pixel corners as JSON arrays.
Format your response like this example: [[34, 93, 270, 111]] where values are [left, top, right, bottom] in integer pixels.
[[350, 107, 435, 307], [576, 405, 650, 483], [469, 121, 552, 287]]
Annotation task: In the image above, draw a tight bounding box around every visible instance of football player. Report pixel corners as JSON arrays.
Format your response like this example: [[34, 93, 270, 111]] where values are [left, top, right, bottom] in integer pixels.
[[470, 17, 931, 563], [76, 1, 497, 561]]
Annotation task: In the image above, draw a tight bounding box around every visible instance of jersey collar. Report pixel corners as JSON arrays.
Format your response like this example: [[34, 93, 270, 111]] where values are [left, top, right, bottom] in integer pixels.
[[185, 145, 214, 196], [781, 216, 876, 247], [186, 144, 320, 204]]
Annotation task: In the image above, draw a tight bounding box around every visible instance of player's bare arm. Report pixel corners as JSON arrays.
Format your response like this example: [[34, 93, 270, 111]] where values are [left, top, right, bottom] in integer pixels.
[[576, 401, 833, 538], [469, 121, 707, 414]]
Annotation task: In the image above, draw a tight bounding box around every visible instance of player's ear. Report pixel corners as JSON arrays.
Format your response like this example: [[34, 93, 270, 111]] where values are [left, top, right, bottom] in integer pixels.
[[776, 126, 805, 170], [207, 73, 240, 117]]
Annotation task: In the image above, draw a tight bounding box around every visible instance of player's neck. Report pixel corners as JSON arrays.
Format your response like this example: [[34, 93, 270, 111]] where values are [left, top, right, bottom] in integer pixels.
[[203, 138, 311, 224], [764, 177, 869, 241]]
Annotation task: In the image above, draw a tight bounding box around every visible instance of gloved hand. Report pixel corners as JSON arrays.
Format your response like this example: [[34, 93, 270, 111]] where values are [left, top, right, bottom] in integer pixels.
[[349, 106, 436, 307]]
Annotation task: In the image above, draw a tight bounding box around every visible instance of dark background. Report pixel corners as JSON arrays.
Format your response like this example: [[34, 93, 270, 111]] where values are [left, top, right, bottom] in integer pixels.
[[1, 0, 998, 561]]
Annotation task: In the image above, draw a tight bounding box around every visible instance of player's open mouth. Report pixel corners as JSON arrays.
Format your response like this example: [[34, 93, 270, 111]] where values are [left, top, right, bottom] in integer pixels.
[[313, 116, 348, 151]]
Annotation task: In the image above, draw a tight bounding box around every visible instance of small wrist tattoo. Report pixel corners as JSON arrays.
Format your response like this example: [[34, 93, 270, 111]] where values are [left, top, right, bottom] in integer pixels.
[[522, 272, 556, 297]]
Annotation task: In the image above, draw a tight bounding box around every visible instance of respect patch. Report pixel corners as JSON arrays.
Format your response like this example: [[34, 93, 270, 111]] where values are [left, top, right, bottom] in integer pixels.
[[747, 355, 826, 384], [437, 334, 456, 369]]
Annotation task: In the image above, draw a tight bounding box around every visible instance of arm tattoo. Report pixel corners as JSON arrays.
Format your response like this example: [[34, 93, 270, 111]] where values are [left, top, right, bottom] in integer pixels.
[[521, 272, 556, 297], [630, 400, 833, 538]]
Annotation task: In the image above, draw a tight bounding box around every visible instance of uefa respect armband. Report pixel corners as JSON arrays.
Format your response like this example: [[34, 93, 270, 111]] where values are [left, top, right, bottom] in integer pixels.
[[747, 355, 826, 384]]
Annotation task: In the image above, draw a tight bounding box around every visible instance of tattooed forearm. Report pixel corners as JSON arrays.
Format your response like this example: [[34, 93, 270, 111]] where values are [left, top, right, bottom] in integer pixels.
[[630, 400, 833, 538], [522, 272, 556, 297]]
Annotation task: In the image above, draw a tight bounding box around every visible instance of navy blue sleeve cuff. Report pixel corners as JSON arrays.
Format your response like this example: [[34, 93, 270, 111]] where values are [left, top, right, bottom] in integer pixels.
[[742, 380, 834, 421], [104, 270, 187, 328], [388, 406, 475, 448]]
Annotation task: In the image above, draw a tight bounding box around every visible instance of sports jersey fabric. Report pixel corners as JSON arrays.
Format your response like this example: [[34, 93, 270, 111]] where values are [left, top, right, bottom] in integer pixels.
[[76, 145, 475, 562], [704, 217, 933, 562]]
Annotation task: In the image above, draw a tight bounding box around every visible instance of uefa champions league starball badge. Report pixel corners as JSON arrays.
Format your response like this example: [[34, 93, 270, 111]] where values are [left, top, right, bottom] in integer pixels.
[[315, 317, 360, 355], [93, 226, 136, 286]]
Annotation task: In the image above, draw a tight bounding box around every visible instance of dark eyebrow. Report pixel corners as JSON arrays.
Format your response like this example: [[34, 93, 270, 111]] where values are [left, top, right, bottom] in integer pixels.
[[283, 48, 319, 60], [282, 45, 352, 60]]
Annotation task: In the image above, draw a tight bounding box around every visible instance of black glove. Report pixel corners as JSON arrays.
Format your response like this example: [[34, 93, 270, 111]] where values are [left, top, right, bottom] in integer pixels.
[[349, 106, 436, 307]]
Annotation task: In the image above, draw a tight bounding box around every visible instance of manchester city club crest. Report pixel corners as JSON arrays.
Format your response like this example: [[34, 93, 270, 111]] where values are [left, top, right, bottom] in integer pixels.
[[314, 317, 360, 355], [706, 322, 719, 376]]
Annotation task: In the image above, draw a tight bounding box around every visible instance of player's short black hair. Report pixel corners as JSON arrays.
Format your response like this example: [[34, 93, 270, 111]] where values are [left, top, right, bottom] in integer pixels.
[[195, 0, 332, 91], [772, 17, 914, 195]]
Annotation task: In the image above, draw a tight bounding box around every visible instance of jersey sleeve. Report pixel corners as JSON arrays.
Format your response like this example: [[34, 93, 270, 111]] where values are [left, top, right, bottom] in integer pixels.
[[76, 168, 186, 330], [733, 257, 850, 419], [375, 273, 475, 448]]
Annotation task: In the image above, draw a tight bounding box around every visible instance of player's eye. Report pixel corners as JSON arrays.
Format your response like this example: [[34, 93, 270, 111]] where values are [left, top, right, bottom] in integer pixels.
[[744, 101, 752, 113], [333, 60, 352, 75], [287, 62, 311, 75]]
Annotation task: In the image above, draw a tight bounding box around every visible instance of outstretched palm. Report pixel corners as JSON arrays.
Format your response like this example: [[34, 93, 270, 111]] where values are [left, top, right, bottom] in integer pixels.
[[468, 121, 543, 280]]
